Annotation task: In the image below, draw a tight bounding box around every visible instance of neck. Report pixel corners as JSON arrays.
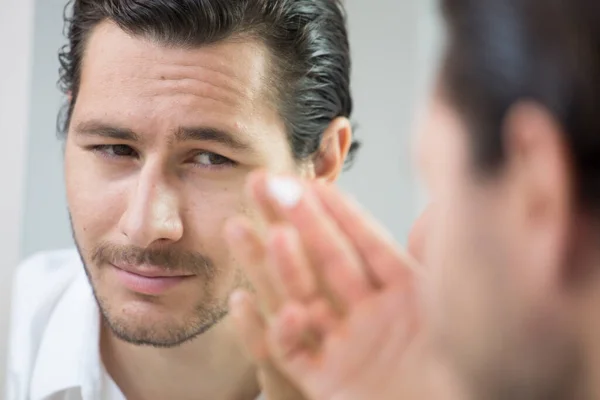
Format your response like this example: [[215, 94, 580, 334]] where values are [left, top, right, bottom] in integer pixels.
[[101, 316, 260, 400], [566, 231, 600, 400], [575, 283, 600, 400]]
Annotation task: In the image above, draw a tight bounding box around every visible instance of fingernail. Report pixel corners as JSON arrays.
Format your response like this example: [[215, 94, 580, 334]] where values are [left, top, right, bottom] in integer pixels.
[[267, 176, 303, 208]]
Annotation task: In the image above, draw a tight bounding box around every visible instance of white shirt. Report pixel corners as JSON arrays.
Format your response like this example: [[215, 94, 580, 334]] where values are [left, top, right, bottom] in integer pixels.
[[5, 249, 264, 400]]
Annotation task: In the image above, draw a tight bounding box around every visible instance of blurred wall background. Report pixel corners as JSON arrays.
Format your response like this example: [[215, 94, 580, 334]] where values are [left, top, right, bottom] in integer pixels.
[[0, 0, 35, 394]]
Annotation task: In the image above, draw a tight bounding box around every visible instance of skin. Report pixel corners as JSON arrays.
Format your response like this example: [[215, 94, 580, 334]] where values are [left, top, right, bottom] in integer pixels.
[[226, 173, 464, 400], [64, 20, 352, 400], [227, 80, 600, 398], [419, 94, 580, 400]]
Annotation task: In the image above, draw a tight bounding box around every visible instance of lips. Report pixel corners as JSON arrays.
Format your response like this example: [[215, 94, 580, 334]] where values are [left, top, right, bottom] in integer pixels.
[[110, 263, 194, 295], [112, 263, 194, 278]]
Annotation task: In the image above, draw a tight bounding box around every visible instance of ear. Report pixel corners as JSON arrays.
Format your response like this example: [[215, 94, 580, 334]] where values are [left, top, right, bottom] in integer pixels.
[[312, 117, 353, 183], [503, 102, 572, 291]]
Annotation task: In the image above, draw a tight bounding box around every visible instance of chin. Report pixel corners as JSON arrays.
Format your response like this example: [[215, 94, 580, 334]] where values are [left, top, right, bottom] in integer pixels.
[[100, 296, 230, 348]]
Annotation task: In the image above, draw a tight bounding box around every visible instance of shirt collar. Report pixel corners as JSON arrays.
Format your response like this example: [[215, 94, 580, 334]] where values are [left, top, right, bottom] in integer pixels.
[[29, 258, 104, 400]]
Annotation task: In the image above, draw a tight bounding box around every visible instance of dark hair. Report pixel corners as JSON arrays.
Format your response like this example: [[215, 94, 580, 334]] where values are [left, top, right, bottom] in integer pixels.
[[58, 0, 359, 166], [440, 0, 600, 210]]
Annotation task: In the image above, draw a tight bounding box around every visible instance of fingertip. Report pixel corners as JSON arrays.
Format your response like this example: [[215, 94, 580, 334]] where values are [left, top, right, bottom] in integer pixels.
[[308, 298, 338, 335], [266, 176, 304, 209], [266, 223, 297, 250], [269, 302, 311, 354], [229, 288, 249, 306], [229, 289, 252, 318], [245, 169, 268, 202]]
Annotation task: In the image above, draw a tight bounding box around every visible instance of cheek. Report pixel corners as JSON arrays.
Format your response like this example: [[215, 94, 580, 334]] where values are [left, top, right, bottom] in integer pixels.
[[425, 170, 492, 327], [65, 146, 126, 246], [427, 196, 496, 364], [185, 189, 239, 234], [180, 183, 257, 294], [429, 193, 468, 288], [424, 149, 467, 271], [181, 181, 253, 254]]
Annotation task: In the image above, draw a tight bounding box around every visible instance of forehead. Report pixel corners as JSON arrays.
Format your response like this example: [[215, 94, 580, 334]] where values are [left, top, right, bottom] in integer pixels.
[[73, 21, 284, 146]]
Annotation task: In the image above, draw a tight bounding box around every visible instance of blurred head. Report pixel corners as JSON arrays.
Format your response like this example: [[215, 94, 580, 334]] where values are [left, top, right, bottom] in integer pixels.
[[418, 0, 600, 398], [60, 0, 357, 348]]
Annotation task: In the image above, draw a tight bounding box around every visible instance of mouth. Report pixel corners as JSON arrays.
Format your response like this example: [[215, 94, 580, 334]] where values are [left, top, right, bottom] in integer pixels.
[[110, 263, 195, 296]]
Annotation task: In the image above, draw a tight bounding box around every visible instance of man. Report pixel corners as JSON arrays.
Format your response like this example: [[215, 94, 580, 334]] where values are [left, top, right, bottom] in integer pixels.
[[224, 0, 600, 399], [5, 0, 358, 399]]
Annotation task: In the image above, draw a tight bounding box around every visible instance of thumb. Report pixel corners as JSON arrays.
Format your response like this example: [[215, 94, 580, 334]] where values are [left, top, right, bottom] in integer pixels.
[[229, 290, 271, 364]]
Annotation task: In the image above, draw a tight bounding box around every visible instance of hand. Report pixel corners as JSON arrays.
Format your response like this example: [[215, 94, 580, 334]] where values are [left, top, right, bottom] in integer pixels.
[[224, 174, 310, 400], [225, 172, 457, 400], [229, 290, 307, 400]]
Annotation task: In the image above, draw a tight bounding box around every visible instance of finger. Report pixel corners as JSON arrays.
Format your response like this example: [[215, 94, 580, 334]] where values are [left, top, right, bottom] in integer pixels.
[[224, 217, 282, 313], [307, 297, 338, 336], [230, 292, 309, 400], [246, 169, 284, 225], [267, 302, 322, 383], [267, 299, 337, 367], [266, 224, 317, 301], [261, 303, 317, 400], [229, 290, 270, 364], [312, 182, 419, 287], [268, 302, 312, 360], [249, 171, 373, 307], [368, 287, 418, 367]]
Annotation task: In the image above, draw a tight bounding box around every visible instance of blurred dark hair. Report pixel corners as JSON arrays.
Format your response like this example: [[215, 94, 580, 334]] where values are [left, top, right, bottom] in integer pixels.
[[58, 0, 359, 166], [441, 0, 600, 210]]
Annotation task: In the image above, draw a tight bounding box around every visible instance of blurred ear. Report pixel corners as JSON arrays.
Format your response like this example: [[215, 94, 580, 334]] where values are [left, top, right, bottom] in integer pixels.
[[312, 117, 353, 183], [503, 102, 572, 291]]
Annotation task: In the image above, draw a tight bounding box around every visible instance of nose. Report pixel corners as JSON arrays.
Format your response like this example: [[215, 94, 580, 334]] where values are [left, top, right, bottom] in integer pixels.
[[118, 167, 184, 248]]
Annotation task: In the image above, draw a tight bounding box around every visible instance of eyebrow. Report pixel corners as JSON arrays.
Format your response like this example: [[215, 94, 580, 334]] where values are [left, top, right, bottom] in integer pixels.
[[173, 126, 251, 151], [75, 121, 140, 142], [74, 121, 252, 151]]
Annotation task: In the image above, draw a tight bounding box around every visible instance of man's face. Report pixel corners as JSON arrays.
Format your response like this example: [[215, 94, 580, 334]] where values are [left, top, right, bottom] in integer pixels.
[[416, 88, 577, 398], [65, 22, 297, 347]]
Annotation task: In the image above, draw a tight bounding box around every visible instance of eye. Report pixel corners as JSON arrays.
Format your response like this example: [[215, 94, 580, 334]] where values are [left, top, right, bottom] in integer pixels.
[[92, 144, 137, 158], [192, 152, 235, 168]]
